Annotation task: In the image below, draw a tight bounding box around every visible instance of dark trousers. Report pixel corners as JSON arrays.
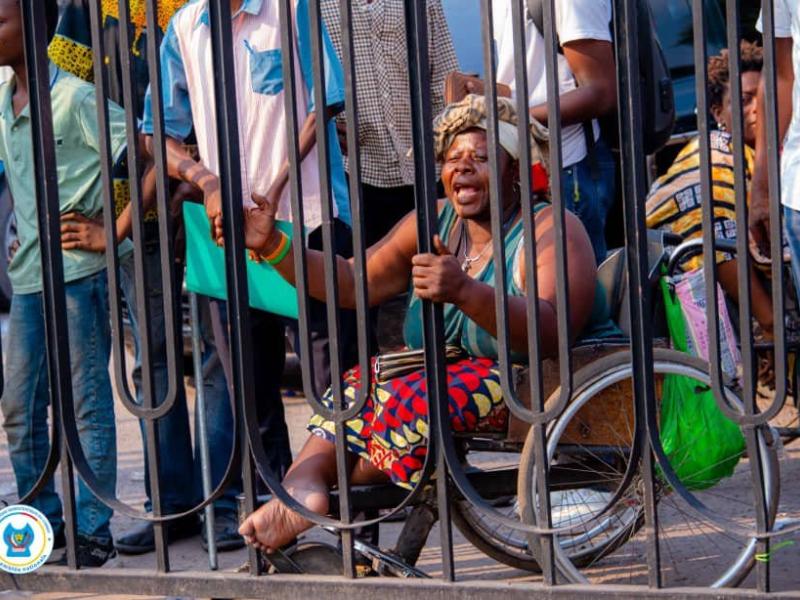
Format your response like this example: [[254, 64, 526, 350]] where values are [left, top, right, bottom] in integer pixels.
[[360, 183, 416, 248], [291, 219, 360, 396], [357, 183, 416, 352], [209, 301, 293, 482]]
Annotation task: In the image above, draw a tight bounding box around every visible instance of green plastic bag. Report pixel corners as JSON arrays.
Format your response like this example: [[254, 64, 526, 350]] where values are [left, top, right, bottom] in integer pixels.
[[658, 276, 745, 490]]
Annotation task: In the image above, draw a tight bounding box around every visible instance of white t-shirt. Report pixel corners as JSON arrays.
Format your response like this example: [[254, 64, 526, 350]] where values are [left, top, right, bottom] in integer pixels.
[[758, 0, 800, 210], [492, 0, 612, 168]]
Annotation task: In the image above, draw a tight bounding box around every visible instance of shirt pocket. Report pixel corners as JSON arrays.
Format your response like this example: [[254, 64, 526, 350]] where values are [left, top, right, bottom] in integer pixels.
[[246, 42, 284, 96]]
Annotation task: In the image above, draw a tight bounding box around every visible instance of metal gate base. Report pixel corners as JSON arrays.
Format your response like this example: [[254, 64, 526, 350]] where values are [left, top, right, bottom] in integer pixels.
[[2, 568, 797, 599]]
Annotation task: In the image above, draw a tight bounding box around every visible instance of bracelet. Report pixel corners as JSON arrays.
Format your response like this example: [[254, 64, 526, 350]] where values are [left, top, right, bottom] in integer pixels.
[[260, 231, 291, 266]]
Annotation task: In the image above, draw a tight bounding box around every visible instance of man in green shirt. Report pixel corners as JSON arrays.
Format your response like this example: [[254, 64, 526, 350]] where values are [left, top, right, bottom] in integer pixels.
[[0, 0, 126, 567]]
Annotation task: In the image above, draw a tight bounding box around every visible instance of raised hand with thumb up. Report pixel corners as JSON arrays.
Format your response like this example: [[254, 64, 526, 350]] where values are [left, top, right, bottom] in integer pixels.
[[244, 190, 280, 256], [410, 234, 472, 304]]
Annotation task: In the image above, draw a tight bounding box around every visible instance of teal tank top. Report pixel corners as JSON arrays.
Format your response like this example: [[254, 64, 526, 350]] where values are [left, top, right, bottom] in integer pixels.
[[402, 201, 543, 363], [401, 201, 621, 362]]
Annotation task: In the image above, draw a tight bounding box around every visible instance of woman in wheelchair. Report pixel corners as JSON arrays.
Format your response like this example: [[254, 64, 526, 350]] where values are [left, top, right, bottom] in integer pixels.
[[237, 94, 600, 554], [645, 41, 776, 338]]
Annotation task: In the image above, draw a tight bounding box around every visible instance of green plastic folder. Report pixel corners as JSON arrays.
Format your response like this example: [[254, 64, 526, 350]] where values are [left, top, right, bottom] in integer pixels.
[[184, 202, 299, 319]]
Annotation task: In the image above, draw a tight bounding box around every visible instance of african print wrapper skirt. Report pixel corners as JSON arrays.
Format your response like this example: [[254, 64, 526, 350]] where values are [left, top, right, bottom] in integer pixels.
[[308, 357, 509, 489]]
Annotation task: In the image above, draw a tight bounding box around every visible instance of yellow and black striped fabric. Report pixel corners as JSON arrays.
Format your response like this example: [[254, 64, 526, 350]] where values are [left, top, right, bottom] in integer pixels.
[[645, 130, 754, 272]]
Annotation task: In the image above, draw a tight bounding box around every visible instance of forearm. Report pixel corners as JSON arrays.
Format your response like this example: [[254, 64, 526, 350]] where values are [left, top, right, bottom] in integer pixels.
[[262, 235, 359, 309], [115, 163, 157, 242], [717, 259, 774, 338], [115, 203, 134, 242], [531, 84, 613, 127], [752, 86, 770, 198], [777, 41, 795, 142], [149, 136, 216, 191]]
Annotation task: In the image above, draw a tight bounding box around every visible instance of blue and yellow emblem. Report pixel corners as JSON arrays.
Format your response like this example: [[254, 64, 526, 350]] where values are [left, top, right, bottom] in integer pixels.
[[0, 505, 54, 574], [3, 523, 35, 558]]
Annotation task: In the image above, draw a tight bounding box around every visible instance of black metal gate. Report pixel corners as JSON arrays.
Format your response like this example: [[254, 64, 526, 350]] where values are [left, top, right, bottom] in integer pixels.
[[1, 0, 798, 597]]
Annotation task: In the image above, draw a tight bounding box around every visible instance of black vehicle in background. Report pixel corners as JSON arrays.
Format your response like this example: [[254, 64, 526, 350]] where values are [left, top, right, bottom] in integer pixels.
[[650, 0, 726, 136]]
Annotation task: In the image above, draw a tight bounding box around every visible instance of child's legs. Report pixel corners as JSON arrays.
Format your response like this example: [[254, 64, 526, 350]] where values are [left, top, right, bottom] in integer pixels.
[[0, 292, 64, 534], [65, 271, 116, 542]]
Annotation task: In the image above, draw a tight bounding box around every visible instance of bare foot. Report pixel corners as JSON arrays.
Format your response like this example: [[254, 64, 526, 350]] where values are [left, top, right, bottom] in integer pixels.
[[238, 487, 329, 553]]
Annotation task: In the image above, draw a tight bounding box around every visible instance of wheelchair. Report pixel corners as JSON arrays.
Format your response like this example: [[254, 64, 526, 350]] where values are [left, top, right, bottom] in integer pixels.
[[250, 231, 783, 587]]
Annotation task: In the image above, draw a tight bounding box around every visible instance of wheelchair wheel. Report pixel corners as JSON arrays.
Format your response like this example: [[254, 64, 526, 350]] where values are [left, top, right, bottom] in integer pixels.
[[518, 348, 780, 587], [451, 474, 539, 572]]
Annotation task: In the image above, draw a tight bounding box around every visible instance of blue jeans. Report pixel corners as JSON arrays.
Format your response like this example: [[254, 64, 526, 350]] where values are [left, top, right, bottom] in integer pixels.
[[1, 270, 116, 543], [562, 139, 617, 263], [784, 205, 800, 294], [119, 247, 240, 515]]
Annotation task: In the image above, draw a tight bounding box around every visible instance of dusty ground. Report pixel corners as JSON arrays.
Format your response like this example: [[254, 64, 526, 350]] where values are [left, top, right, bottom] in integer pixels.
[[0, 332, 799, 598]]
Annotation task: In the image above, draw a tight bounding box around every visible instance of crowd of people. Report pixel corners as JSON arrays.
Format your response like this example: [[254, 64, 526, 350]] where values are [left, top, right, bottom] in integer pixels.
[[0, 0, 796, 568]]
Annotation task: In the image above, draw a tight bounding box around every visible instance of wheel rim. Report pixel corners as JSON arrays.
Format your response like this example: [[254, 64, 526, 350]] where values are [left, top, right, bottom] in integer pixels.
[[533, 357, 778, 588]]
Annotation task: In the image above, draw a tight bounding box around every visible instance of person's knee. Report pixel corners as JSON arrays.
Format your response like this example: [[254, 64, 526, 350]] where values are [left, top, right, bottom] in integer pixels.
[[0, 396, 31, 444]]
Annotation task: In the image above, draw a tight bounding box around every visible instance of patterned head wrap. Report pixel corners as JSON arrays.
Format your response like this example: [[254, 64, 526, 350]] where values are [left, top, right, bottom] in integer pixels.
[[433, 94, 549, 172]]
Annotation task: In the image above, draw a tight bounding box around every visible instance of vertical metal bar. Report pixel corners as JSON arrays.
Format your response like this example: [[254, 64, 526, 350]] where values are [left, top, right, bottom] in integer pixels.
[[143, 0, 184, 423], [306, 0, 355, 577], [191, 294, 218, 570], [479, 0, 557, 582], [762, 0, 789, 419], [87, 0, 133, 418], [89, 0, 143, 404], [403, 0, 454, 582], [693, 0, 733, 427], [723, 0, 757, 452], [614, 0, 661, 587], [58, 429, 78, 568], [537, 0, 572, 406], [512, 0, 559, 582], [279, 0, 318, 405], [207, 0, 260, 577], [722, 2, 771, 592], [759, 1, 788, 589], [18, 0, 79, 570], [339, 0, 371, 451], [116, 0, 169, 573]]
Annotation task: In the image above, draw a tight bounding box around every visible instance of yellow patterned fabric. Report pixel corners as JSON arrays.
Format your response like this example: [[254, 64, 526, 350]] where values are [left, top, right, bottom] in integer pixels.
[[308, 357, 509, 489], [101, 0, 185, 44], [645, 130, 754, 272], [50, 1, 186, 80], [48, 34, 95, 83], [113, 178, 159, 222]]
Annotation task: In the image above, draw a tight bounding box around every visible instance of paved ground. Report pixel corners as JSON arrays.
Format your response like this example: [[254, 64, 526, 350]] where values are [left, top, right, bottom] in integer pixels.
[[1, 329, 799, 598]]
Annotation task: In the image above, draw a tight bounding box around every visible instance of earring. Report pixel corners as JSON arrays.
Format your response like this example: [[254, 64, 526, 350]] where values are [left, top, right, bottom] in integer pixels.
[[717, 121, 727, 132]]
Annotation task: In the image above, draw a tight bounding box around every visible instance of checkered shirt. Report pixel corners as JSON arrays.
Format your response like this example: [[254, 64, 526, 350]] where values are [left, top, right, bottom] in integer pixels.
[[320, 0, 459, 188]]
